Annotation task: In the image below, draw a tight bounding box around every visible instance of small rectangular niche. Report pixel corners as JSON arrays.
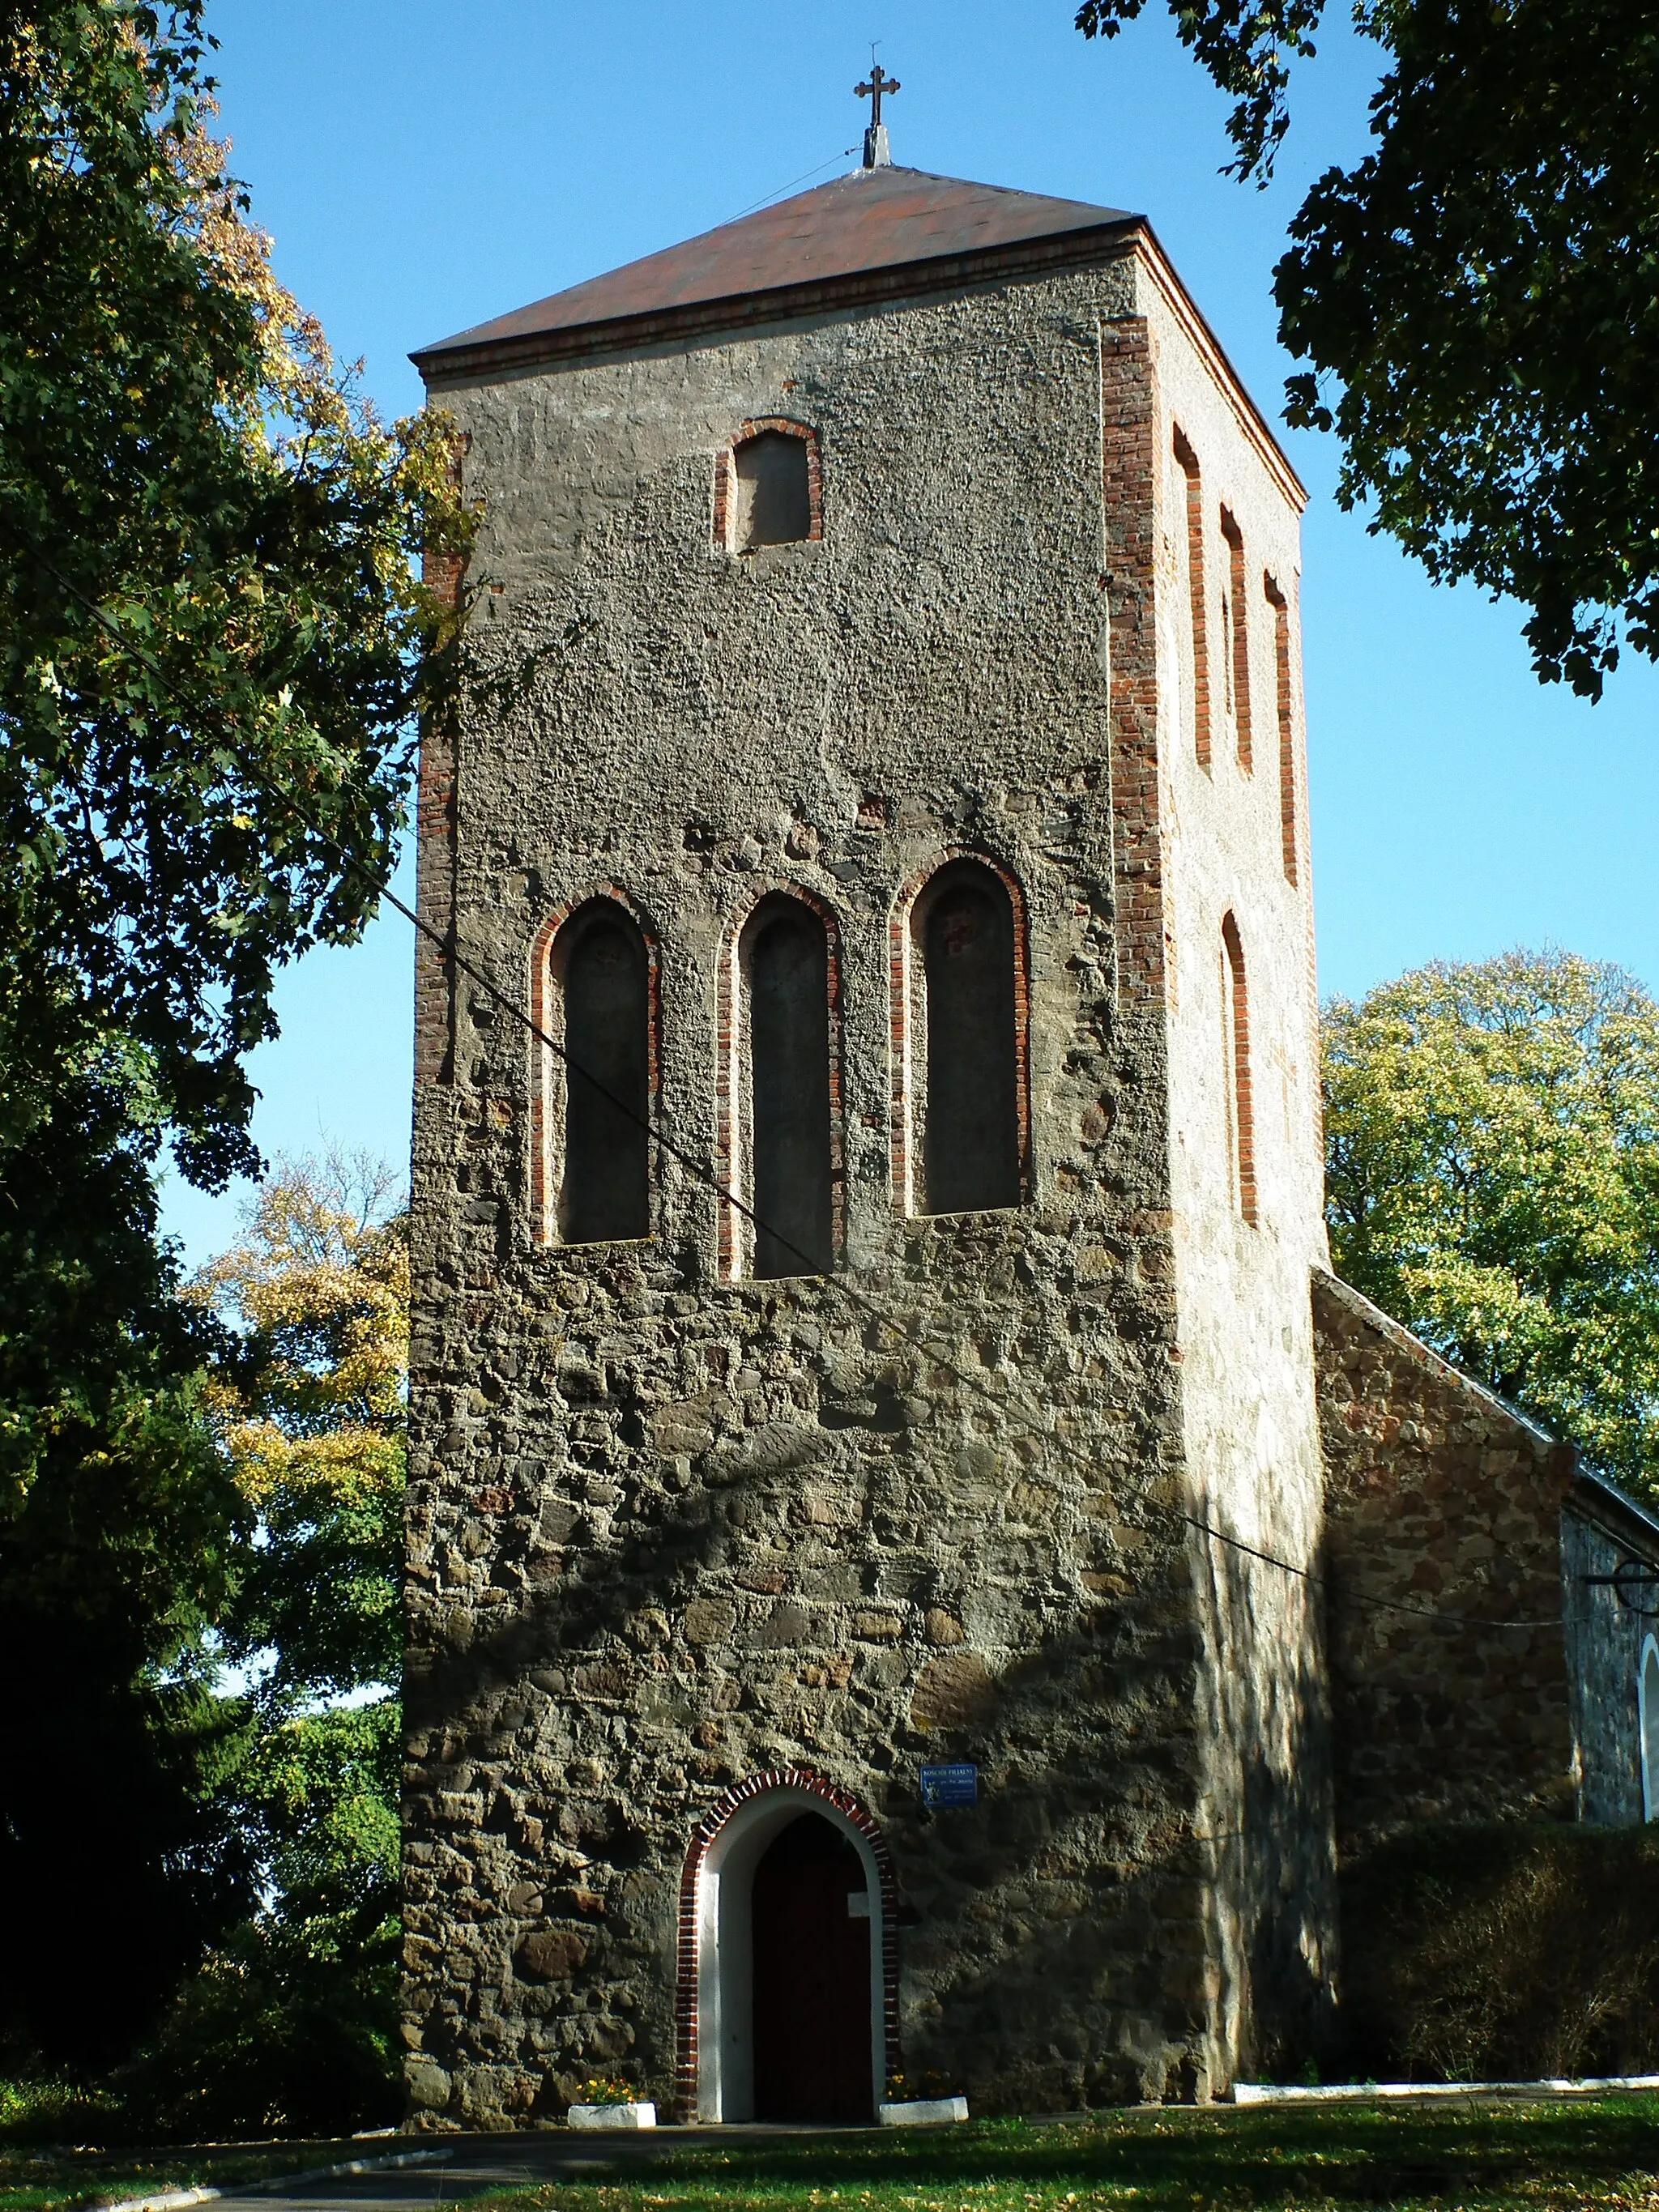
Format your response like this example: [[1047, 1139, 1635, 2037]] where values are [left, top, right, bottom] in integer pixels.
[[715, 420, 822, 554], [735, 430, 812, 550]]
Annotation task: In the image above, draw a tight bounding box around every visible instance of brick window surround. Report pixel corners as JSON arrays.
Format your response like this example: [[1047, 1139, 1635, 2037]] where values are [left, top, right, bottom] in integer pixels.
[[674, 1767, 901, 2122], [713, 419, 824, 552], [889, 852, 1033, 1218], [715, 884, 847, 1281], [527, 888, 661, 1245]]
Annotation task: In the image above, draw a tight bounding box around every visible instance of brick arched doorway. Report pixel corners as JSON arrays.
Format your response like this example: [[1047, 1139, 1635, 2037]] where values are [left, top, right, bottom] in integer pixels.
[[676, 1768, 899, 2122]]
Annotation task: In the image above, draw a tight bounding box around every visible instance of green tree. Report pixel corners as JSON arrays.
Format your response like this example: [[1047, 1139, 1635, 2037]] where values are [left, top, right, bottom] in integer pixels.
[[118, 1158, 409, 2137], [198, 1154, 407, 1705], [0, 0, 463, 1518], [0, 0, 470, 1189], [0, 1076, 252, 2077], [1074, 0, 1659, 697], [1324, 950, 1659, 1493], [0, 1, 463, 2110]]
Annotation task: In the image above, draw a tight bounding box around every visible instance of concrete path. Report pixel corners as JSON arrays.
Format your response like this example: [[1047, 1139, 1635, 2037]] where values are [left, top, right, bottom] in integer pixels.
[[213, 2129, 885, 2212]]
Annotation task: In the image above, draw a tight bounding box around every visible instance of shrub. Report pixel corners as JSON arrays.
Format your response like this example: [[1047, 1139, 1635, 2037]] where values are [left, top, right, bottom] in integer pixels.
[[0, 2070, 114, 2144], [1340, 1821, 1659, 2082], [109, 1895, 400, 2141]]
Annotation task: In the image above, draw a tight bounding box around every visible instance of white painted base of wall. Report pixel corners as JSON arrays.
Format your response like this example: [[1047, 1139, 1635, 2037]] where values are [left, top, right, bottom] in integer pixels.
[[878, 2096, 969, 2125], [568, 2102, 658, 2129], [1236, 2078, 1659, 2106]]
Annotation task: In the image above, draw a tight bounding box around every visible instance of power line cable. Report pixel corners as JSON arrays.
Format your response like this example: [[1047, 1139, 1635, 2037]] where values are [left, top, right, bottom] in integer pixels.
[[723, 146, 862, 226], [20, 550, 1565, 1634]]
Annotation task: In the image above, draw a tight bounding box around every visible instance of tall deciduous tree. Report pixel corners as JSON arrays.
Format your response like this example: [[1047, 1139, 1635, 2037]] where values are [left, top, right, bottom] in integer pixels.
[[0, 1079, 251, 2074], [117, 1158, 408, 2137], [1324, 951, 1659, 1494], [199, 1153, 407, 1710], [0, 0, 463, 2103], [0, 0, 471, 1191], [1075, 0, 1659, 697]]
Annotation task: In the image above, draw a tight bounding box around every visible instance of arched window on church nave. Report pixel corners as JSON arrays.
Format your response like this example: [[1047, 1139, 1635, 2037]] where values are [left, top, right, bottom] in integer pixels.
[[1221, 910, 1257, 1227], [910, 859, 1024, 1217], [717, 420, 822, 554], [546, 898, 652, 1245], [741, 894, 837, 1278], [1640, 1636, 1659, 1821]]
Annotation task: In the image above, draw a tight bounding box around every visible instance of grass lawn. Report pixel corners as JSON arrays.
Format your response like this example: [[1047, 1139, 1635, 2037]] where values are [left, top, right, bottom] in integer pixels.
[[484, 2099, 1659, 2212], [0, 2138, 373, 2212]]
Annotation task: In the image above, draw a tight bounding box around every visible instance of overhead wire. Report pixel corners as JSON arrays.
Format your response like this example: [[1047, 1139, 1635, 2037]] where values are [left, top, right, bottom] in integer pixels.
[[723, 146, 862, 227], [22, 546, 1567, 1636]]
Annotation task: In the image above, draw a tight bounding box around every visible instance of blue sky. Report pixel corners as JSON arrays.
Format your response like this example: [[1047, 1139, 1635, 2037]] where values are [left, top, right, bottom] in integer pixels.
[[161, 0, 1659, 1265]]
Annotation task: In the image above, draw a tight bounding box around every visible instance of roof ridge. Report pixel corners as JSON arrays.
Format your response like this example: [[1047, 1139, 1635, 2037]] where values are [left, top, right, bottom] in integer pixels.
[[413, 164, 1138, 369], [855, 163, 1119, 202]]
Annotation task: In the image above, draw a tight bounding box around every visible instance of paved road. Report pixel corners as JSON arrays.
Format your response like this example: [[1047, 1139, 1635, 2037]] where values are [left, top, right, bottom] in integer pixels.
[[214, 2129, 888, 2212]]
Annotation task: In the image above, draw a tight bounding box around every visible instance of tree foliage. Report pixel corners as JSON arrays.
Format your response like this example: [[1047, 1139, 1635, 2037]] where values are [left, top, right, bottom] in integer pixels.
[[0, 1053, 198, 1513], [0, 1095, 251, 2072], [0, 2, 444, 2126], [1074, 0, 1659, 697], [1324, 950, 1659, 1492], [116, 1699, 402, 2138], [0, 0, 471, 1186], [198, 1157, 407, 1704], [0, 1139, 411, 2127], [116, 1158, 408, 2137]]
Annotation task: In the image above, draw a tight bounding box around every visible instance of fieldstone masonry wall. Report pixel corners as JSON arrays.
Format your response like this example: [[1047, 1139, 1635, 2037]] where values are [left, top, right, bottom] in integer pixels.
[[1311, 1272, 1576, 1848], [403, 221, 1340, 2128]]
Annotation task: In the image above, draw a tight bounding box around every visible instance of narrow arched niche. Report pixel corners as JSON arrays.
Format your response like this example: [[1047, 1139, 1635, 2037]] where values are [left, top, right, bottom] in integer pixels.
[[554, 901, 650, 1244], [734, 429, 812, 551], [1221, 910, 1257, 1227], [745, 898, 834, 1277], [1641, 1637, 1659, 1821], [915, 860, 1021, 1216]]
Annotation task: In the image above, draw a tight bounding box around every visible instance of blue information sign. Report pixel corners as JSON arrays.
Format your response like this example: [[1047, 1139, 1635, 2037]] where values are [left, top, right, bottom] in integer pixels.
[[920, 1762, 979, 1809]]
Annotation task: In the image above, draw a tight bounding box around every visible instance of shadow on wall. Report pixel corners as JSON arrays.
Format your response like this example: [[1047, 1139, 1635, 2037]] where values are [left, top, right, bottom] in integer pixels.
[[1338, 1821, 1659, 2082], [403, 1266, 1347, 2121], [1194, 1522, 1341, 2088]]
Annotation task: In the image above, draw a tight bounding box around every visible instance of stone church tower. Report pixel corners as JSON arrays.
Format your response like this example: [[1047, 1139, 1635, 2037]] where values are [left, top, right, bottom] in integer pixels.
[[403, 141, 1338, 2127]]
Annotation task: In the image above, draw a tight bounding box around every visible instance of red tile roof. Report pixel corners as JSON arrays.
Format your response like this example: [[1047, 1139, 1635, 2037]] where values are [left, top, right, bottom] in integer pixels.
[[413, 164, 1137, 373]]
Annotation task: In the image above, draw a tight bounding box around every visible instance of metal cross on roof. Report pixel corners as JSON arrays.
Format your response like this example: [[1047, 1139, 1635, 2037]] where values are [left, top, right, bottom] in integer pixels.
[[855, 62, 900, 126], [855, 62, 900, 168]]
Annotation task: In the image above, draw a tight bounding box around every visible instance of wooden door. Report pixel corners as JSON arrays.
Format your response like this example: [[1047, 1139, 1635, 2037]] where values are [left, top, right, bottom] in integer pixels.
[[750, 1813, 873, 2121]]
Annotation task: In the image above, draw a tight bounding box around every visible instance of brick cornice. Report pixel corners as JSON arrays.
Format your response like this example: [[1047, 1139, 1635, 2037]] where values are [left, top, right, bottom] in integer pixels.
[[412, 216, 1307, 518], [1128, 232, 1307, 514]]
